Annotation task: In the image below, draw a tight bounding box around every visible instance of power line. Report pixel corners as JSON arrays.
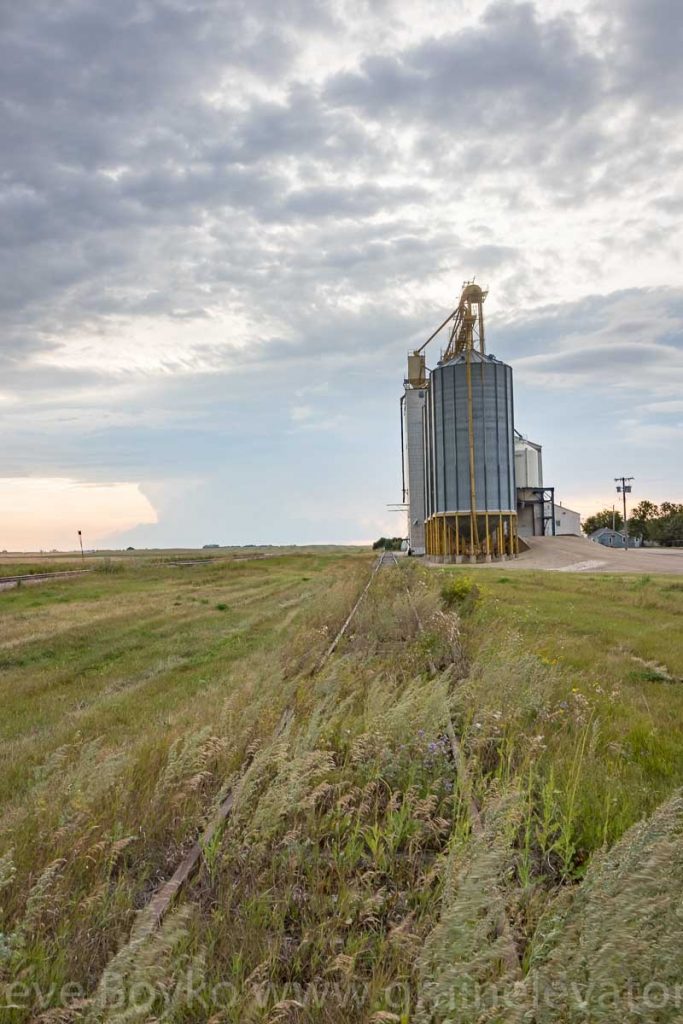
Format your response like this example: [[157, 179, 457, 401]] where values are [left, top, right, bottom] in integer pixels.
[[614, 477, 634, 551]]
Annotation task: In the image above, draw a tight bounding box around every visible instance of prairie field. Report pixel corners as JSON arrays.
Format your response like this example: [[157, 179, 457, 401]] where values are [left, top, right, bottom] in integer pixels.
[[0, 552, 682, 1022]]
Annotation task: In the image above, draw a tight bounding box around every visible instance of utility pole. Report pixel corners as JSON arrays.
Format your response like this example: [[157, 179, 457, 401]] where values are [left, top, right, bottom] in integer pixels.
[[614, 477, 634, 550], [77, 529, 84, 564]]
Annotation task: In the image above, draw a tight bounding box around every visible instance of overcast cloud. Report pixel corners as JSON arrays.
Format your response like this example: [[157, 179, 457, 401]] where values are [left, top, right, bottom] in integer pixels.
[[0, 0, 681, 548]]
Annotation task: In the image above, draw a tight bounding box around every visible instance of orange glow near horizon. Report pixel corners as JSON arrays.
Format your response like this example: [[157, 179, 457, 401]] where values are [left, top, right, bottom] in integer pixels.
[[0, 478, 157, 552]]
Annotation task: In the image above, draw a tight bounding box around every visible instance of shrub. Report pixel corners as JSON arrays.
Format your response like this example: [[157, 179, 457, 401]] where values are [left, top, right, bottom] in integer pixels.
[[372, 537, 404, 550], [95, 558, 125, 574], [440, 575, 479, 613]]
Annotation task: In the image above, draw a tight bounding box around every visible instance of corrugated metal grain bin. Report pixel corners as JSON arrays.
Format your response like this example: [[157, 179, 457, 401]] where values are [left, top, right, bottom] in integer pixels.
[[425, 351, 516, 517]]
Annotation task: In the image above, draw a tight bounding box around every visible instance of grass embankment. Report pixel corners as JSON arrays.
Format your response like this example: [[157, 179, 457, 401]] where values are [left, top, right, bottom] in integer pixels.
[[0, 557, 681, 1022], [456, 570, 682, 854], [0, 563, 86, 579]]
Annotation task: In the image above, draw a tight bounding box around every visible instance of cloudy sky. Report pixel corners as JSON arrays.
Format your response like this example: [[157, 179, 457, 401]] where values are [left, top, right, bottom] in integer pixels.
[[1, 0, 681, 549]]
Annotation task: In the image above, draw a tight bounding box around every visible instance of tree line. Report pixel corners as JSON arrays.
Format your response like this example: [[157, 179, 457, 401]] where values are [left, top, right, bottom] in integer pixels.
[[582, 501, 683, 547]]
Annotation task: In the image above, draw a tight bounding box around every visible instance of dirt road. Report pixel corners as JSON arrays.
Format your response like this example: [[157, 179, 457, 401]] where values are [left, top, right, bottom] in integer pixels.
[[469, 536, 683, 574]]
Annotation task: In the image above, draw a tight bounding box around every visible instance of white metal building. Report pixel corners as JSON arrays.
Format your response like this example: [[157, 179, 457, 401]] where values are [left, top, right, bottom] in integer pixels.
[[515, 434, 547, 537], [515, 433, 580, 536], [553, 503, 581, 535], [515, 435, 543, 488]]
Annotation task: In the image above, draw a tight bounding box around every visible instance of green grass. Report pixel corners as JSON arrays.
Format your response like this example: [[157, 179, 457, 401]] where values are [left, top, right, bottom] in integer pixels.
[[0, 556, 682, 1022], [0, 561, 86, 578], [447, 568, 683, 849]]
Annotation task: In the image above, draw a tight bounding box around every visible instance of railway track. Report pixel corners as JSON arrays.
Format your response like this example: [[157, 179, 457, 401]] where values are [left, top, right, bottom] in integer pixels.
[[0, 569, 92, 591], [0, 551, 285, 594], [93, 550, 520, 982], [313, 551, 393, 671], [127, 552, 396, 936], [346, 549, 521, 974]]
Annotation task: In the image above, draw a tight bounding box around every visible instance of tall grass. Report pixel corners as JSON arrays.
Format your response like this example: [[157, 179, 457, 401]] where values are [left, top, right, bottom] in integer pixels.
[[0, 556, 681, 1021]]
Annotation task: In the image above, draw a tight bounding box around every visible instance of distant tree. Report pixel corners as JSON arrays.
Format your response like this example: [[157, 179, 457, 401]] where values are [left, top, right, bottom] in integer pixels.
[[627, 500, 659, 542], [583, 499, 683, 547], [372, 537, 404, 550], [632, 500, 659, 519], [582, 509, 623, 535], [650, 511, 683, 547]]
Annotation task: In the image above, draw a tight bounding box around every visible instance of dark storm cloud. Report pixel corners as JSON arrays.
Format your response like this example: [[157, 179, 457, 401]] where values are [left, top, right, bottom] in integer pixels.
[[0, 0, 364, 336], [2, 0, 677, 351], [1, 1, 297, 211], [325, 3, 601, 128], [497, 286, 683, 343], [1, 0, 310, 118], [519, 341, 677, 374], [497, 287, 683, 392], [278, 182, 431, 219], [611, 0, 683, 107], [223, 89, 369, 164]]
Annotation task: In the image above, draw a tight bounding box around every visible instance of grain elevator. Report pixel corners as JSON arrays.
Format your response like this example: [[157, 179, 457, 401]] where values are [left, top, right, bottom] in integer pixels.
[[402, 282, 518, 561]]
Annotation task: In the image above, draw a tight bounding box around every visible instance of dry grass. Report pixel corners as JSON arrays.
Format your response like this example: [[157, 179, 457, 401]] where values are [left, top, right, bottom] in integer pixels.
[[0, 555, 682, 1022]]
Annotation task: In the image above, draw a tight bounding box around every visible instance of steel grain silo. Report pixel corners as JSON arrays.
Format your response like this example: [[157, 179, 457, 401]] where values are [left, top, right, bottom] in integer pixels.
[[426, 351, 515, 513], [425, 350, 516, 559], [412, 282, 518, 561]]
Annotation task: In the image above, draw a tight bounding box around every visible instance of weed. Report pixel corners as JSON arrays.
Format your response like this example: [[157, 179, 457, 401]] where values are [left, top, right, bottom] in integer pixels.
[[440, 575, 480, 613], [629, 666, 668, 683], [95, 558, 125, 574]]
